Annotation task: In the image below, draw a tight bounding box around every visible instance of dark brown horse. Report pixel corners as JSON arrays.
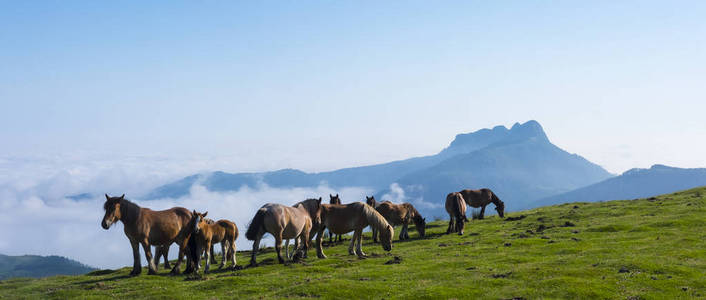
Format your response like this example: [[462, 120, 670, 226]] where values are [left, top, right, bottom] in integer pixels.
[[327, 194, 343, 244], [372, 201, 426, 242], [458, 188, 505, 219], [188, 211, 238, 273], [445, 192, 467, 235], [365, 195, 377, 208], [101, 194, 193, 275], [315, 202, 393, 259]]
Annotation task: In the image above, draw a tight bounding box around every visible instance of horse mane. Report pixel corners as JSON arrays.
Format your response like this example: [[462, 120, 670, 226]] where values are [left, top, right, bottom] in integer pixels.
[[362, 203, 391, 231], [118, 198, 141, 225]]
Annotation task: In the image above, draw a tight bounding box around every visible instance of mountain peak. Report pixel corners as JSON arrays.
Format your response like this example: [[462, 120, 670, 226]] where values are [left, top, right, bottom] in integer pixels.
[[507, 120, 549, 143], [441, 120, 549, 156]]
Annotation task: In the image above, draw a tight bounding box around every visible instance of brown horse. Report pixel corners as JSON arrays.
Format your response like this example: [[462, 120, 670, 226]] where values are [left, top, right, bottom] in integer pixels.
[[327, 194, 343, 244], [245, 199, 318, 266], [316, 202, 393, 259], [187, 211, 238, 273], [155, 217, 218, 270], [373, 201, 426, 241], [445, 192, 467, 235], [101, 194, 193, 275], [458, 188, 505, 219]]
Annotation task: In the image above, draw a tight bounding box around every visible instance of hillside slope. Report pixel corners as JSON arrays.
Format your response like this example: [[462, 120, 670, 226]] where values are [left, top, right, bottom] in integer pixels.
[[4, 187, 705, 299], [0, 255, 95, 280], [534, 164, 706, 207]]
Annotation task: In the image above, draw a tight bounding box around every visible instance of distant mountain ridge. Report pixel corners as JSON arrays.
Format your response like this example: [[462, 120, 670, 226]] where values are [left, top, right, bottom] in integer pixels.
[[0, 254, 95, 280], [144, 121, 614, 217], [534, 164, 706, 207]]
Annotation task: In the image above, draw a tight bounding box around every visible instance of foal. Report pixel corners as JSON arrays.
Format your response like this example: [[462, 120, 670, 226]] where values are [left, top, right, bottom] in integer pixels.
[[188, 211, 238, 273]]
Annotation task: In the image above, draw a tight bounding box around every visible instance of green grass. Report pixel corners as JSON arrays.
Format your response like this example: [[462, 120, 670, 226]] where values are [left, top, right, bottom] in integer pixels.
[[2, 187, 706, 299]]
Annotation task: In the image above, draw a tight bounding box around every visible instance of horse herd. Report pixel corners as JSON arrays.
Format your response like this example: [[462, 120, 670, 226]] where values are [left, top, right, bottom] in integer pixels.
[[100, 188, 505, 276]]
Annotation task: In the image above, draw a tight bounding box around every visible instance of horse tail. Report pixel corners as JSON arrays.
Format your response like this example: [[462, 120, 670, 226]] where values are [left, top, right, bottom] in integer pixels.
[[245, 208, 267, 240], [454, 194, 467, 222]]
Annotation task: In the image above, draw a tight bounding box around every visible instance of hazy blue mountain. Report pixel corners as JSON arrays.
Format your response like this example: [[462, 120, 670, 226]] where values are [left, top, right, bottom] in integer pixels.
[[388, 121, 613, 216], [0, 254, 95, 280], [534, 165, 706, 207], [144, 121, 613, 217]]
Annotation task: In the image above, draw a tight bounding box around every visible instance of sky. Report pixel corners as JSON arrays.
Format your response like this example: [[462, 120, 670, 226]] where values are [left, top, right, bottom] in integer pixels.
[[0, 1, 705, 268]]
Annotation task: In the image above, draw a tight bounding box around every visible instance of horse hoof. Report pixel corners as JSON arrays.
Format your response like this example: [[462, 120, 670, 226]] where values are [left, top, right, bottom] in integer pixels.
[[317, 254, 327, 259], [129, 270, 141, 276], [148, 269, 157, 275], [170, 268, 181, 275]]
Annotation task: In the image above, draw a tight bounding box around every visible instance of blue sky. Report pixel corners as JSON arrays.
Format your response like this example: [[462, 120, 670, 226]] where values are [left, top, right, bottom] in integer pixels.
[[1, 1, 705, 173]]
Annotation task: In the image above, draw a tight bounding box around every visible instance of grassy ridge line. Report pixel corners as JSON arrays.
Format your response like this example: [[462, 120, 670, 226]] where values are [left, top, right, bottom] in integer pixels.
[[1, 187, 705, 299]]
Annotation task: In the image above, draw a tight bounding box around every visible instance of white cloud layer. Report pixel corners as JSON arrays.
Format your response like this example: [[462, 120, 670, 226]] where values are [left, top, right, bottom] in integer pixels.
[[0, 156, 372, 269]]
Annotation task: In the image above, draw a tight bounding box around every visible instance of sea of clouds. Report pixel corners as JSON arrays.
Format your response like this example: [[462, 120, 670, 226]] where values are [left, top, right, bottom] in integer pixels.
[[0, 154, 384, 269]]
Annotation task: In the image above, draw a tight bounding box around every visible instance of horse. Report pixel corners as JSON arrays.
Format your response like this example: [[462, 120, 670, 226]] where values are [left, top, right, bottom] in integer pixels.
[[458, 188, 505, 219], [327, 194, 344, 244], [373, 201, 426, 242], [365, 195, 377, 208], [445, 192, 467, 235], [101, 194, 193, 275], [315, 202, 394, 259], [187, 211, 238, 273], [245, 199, 317, 266], [155, 217, 218, 270], [284, 198, 322, 259]]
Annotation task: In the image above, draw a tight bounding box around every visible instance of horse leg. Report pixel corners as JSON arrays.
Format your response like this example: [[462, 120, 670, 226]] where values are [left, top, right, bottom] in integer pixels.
[[219, 241, 227, 269], [129, 240, 141, 276], [348, 230, 357, 255], [210, 244, 217, 265], [479, 205, 486, 219], [249, 236, 261, 267], [372, 226, 378, 243], [355, 229, 366, 257], [204, 241, 212, 274], [140, 240, 157, 275], [275, 233, 285, 264], [316, 228, 327, 259], [170, 241, 186, 275], [447, 216, 454, 234], [285, 239, 291, 260], [230, 240, 237, 268]]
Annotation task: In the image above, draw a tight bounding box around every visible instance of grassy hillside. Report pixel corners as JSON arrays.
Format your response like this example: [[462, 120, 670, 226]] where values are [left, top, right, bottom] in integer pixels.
[[2, 187, 705, 299], [0, 255, 95, 280]]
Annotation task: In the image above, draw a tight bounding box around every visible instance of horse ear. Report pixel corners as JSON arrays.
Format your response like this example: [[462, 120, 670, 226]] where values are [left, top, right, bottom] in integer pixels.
[[329, 194, 332, 198], [318, 197, 322, 204], [203, 211, 208, 217], [193, 209, 197, 215], [120, 194, 125, 199], [336, 194, 339, 197], [105, 194, 109, 200]]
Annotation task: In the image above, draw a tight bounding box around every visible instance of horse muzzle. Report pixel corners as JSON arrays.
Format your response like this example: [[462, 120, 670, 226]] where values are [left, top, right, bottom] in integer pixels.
[[101, 220, 111, 229]]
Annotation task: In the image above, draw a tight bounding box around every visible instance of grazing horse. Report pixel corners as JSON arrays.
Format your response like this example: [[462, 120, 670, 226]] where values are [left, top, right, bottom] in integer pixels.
[[373, 201, 426, 242], [458, 188, 505, 219], [101, 194, 193, 275], [187, 211, 238, 273], [155, 217, 218, 270], [327, 194, 344, 244], [245, 200, 316, 266], [445, 192, 467, 235], [316, 202, 394, 259]]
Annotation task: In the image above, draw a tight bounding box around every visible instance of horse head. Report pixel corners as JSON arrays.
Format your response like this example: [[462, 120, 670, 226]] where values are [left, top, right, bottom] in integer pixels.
[[379, 224, 394, 251], [329, 194, 341, 205], [414, 215, 426, 237], [190, 210, 207, 234], [495, 201, 505, 218], [365, 196, 376, 207], [101, 194, 124, 229]]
